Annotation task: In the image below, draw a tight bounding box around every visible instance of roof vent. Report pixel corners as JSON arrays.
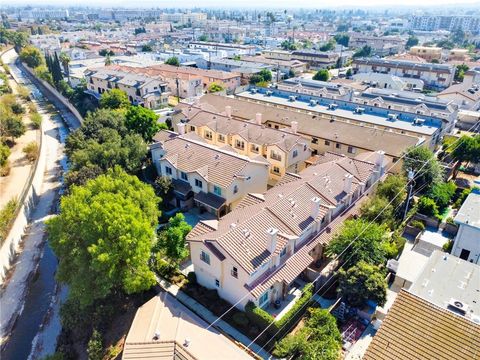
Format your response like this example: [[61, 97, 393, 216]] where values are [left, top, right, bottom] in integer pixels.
[[448, 298, 468, 315], [153, 330, 160, 341], [230, 223, 237, 229], [184, 338, 191, 347]]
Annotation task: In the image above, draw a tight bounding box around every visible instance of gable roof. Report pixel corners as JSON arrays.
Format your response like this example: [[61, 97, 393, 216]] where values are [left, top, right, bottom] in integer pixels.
[[364, 290, 480, 360], [187, 155, 375, 274]]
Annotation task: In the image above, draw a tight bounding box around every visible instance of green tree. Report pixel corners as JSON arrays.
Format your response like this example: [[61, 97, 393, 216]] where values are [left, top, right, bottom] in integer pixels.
[[165, 56, 180, 66], [141, 44, 153, 52], [452, 135, 480, 164], [59, 52, 71, 80], [34, 65, 54, 85], [274, 308, 341, 360], [99, 89, 130, 109], [87, 329, 103, 360], [403, 146, 443, 191], [46, 167, 160, 308], [156, 213, 192, 267], [338, 261, 387, 307], [0, 142, 10, 167], [207, 82, 225, 93], [406, 36, 419, 49], [319, 39, 336, 51], [312, 69, 330, 81], [19, 46, 44, 68], [376, 174, 407, 209], [326, 219, 390, 269], [125, 105, 161, 142], [417, 196, 439, 217], [428, 181, 456, 212], [360, 196, 395, 227], [198, 34, 208, 42], [333, 33, 349, 47], [258, 68, 272, 82], [455, 64, 469, 82], [353, 45, 372, 58], [0, 115, 26, 143]]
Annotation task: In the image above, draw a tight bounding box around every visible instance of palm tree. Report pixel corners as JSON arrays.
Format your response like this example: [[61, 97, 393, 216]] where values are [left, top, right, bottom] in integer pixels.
[[59, 52, 71, 82]]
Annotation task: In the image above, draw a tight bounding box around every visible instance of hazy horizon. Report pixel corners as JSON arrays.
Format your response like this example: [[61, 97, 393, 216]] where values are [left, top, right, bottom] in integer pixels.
[[1, 0, 480, 9]]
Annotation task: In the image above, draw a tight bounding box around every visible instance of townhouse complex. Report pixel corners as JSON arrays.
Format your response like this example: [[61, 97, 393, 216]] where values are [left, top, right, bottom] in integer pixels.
[[187, 151, 386, 309]]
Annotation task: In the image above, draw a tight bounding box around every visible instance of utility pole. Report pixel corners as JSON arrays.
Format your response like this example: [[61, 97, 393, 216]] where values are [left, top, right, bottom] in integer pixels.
[[176, 76, 180, 102], [403, 170, 415, 221]]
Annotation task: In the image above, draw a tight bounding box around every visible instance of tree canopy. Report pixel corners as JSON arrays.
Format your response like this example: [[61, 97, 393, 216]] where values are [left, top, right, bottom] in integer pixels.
[[403, 146, 443, 191], [19, 46, 44, 68], [313, 69, 330, 81], [406, 36, 419, 49], [99, 89, 130, 110], [125, 105, 161, 142], [165, 57, 180, 66], [155, 213, 192, 266], [326, 219, 392, 269], [273, 308, 341, 360], [46, 167, 160, 308], [452, 135, 480, 164], [338, 261, 387, 307]]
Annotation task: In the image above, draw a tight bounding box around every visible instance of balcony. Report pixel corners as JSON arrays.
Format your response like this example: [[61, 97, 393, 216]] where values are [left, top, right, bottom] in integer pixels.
[[264, 278, 309, 320]]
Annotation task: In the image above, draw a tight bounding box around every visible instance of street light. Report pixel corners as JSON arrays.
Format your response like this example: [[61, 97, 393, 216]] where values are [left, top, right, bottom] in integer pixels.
[[403, 170, 415, 220]]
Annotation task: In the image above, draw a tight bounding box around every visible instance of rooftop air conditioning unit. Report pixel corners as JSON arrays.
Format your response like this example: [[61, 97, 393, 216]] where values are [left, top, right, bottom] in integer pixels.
[[328, 103, 338, 110], [388, 113, 397, 121], [266, 90, 273, 96], [310, 99, 317, 106], [354, 107, 365, 114], [288, 95, 296, 102], [448, 298, 468, 315], [414, 118, 425, 126], [250, 88, 257, 94]]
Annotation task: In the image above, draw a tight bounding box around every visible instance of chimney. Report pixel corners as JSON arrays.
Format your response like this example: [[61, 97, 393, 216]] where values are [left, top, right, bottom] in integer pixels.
[[344, 174, 353, 194], [375, 150, 385, 167], [291, 121, 298, 134], [310, 197, 321, 219], [266, 227, 278, 254], [225, 105, 232, 118], [255, 112, 262, 125], [177, 122, 186, 135]]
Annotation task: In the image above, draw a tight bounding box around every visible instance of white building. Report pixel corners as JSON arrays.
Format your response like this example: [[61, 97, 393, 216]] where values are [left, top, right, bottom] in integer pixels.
[[453, 182, 480, 264]]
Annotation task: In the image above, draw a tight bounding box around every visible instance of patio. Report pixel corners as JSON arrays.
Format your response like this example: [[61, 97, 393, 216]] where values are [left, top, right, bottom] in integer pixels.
[[264, 279, 308, 320]]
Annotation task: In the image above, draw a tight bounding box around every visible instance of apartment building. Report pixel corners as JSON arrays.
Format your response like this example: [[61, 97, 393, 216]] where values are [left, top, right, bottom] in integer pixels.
[[262, 50, 343, 69], [238, 88, 444, 147], [19, 9, 69, 20], [349, 33, 405, 56], [174, 104, 311, 184], [352, 58, 455, 90], [150, 131, 269, 217], [84, 68, 169, 109], [106, 64, 241, 98], [187, 151, 384, 309], [239, 56, 307, 76], [410, 15, 480, 33], [351, 72, 425, 91], [185, 94, 423, 172], [188, 42, 256, 56], [409, 46, 442, 62]]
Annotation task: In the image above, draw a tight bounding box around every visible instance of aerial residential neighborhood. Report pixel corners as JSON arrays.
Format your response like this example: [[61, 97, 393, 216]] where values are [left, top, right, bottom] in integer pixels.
[[0, 2, 479, 360]]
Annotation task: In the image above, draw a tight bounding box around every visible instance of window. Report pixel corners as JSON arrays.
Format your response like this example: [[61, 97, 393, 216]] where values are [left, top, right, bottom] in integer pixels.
[[190, 126, 196, 132], [215, 279, 220, 287], [280, 247, 287, 257], [235, 140, 245, 150], [165, 166, 172, 175], [272, 166, 280, 174], [195, 179, 203, 188], [214, 185, 222, 196], [251, 144, 259, 153], [200, 251, 210, 265], [231, 267, 238, 278], [325, 140, 330, 146], [270, 150, 282, 161], [348, 146, 355, 154], [311, 137, 318, 144], [293, 149, 298, 158], [336, 143, 341, 149], [218, 134, 225, 142], [233, 185, 238, 194], [259, 291, 269, 307], [274, 125, 279, 129], [205, 130, 213, 140]]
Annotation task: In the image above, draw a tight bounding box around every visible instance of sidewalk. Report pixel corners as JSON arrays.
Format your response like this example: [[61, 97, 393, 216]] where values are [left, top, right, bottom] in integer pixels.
[[157, 277, 272, 360]]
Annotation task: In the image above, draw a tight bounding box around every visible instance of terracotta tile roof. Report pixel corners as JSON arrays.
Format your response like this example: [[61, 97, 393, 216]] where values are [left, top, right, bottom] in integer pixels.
[[177, 104, 308, 152], [156, 132, 267, 188], [187, 155, 375, 274], [364, 290, 480, 360], [190, 95, 420, 157]]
